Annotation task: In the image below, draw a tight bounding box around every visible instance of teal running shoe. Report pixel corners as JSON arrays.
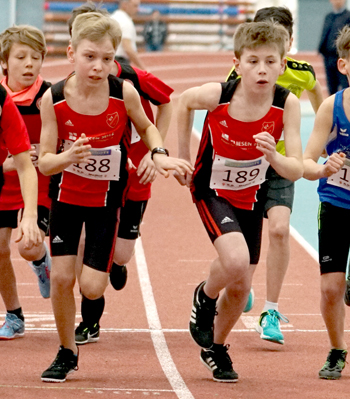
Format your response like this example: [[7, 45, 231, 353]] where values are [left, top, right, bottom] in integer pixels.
[[319, 349, 347, 380], [29, 241, 51, 298], [255, 309, 289, 344], [243, 288, 254, 313], [0, 313, 25, 340]]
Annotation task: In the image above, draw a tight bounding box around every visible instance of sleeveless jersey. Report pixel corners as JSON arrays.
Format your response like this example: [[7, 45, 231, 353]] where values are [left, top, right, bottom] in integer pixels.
[[0, 81, 52, 211], [227, 56, 316, 155], [0, 84, 30, 198], [191, 79, 289, 210], [318, 89, 350, 209], [50, 74, 130, 208], [115, 61, 173, 201]]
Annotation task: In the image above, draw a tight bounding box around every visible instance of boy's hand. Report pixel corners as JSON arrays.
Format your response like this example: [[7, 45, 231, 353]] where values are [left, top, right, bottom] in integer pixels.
[[253, 132, 277, 162], [152, 154, 194, 179], [137, 152, 157, 184], [68, 133, 91, 164], [323, 152, 346, 177], [15, 216, 42, 249], [173, 170, 193, 187]]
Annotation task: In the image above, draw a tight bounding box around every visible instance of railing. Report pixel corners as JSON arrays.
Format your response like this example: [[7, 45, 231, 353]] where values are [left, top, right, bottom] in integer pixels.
[[43, 0, 256, 56]]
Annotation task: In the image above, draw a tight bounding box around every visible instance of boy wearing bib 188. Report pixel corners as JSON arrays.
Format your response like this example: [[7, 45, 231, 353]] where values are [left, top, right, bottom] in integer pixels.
[[38, 12, 192, 383], [176, 21, 303, 382], [303, 25, 350, 380]]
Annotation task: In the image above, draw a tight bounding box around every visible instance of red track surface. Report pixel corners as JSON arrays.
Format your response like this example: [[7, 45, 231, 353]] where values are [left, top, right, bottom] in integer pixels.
[[0, 52, 348, 399]]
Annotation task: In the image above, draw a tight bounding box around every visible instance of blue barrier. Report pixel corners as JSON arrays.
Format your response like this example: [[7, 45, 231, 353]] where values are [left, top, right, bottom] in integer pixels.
[[44, 2, 239, 16]]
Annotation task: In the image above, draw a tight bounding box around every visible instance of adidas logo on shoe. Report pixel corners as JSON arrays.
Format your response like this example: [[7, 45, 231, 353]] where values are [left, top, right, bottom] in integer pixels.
[[52, 236, 63, 244], [221, 216, 233, 224]]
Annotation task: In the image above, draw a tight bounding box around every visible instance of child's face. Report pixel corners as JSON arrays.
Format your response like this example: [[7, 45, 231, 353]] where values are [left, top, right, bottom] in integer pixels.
[[234, 45, 286, 93], [68, 36, 115, 86], [1, 42, 43, 91]]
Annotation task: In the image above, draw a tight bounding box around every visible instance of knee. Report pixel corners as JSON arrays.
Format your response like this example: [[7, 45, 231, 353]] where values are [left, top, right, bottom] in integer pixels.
[[220, 252, 250, 281], [80, 281, 107, 300], [321, 283, 344, 304], [269, 222, 289, 243], [18, 243, 43, 262]]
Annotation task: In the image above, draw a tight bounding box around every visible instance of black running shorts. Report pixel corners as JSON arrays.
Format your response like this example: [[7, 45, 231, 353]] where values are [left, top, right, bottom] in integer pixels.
[[49, 200, 118, 272], [195, 192, 264, 265], [117, 199, 148, 240], [318, 201, 350, 275]]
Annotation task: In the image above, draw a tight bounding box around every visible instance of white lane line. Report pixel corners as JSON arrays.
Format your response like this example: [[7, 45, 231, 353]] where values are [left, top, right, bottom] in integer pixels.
[[0, 385, 173, 393], [290, 225, 318, 262], [135, 238, 194, 399]]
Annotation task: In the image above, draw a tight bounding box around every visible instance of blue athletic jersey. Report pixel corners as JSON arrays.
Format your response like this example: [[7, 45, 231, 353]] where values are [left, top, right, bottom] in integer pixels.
[[318, 89, 350, 209]]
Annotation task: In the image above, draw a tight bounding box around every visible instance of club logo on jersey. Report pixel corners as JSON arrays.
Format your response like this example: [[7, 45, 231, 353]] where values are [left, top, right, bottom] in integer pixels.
[[69, 132, 78, 141], [65, 120, 74, 126], [106, 112, 119, 128], [340, 128, 348, 137], [222, 133, 229, 141], [36, 97, 42, 110], [262, 122, 275, 135]]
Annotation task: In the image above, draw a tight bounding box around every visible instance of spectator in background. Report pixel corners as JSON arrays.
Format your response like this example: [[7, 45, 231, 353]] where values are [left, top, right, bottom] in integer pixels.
[[318, 0, 350, 95], [143, 10, 167, 51], [111, 0, 146, 70]]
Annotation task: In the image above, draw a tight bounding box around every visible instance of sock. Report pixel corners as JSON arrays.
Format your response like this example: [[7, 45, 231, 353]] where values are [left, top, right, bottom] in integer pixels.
[[81, 295, 105, 327], [33, 253, 46, 266], [8, 307, 24, 322], [262, 300, 278, 313], [211, 343, 225, 352]]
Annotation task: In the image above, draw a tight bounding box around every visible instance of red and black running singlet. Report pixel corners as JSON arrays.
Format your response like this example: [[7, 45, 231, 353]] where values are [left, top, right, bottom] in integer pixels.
[[50, 74, 131, 208], [0, 81, 52, 211], [191, 78, 290, 211], [115, 61, 173, 201], [0, 84, 30, 197]]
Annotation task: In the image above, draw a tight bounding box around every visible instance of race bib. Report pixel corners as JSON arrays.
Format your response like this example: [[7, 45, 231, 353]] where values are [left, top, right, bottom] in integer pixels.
[[327, 158, 350, 191], [31, 143, 40, 167], [63, 140, 121, 181], [210, 153, 269, 191]]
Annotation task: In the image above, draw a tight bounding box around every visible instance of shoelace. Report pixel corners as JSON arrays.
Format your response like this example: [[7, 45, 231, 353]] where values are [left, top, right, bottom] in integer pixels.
[[268, 310, 289, 324], [212, 344, 233, 369], [325, 350, 347, 369]]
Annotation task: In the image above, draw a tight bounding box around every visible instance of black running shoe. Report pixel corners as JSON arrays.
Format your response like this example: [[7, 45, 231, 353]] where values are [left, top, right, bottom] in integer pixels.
[[110, 264, 127, 291], [41, 346, 78, 383], [75, 322, 100, 345], [200, 345, 238, 383], [189, 281, 217, 348], [344, 279, 350, 306], [319, 349, 347, 380]]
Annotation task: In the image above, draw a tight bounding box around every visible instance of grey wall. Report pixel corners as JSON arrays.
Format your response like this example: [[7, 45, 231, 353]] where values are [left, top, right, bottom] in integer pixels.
[[0, 0, 44, 33]]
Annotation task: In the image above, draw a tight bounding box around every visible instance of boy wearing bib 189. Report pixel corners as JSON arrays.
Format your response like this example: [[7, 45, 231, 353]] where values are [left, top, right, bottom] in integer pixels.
[[39, 12, 192, 383], [175, 21, 303, 382], [303, 25, 350, 380]]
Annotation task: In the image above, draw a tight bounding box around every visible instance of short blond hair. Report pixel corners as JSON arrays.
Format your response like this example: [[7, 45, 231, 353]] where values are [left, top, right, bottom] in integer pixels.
[[233, 21, 288, 59], [337, 25, 350, 59], [0, 25, 47, 76], [71, 12, 122, 50]]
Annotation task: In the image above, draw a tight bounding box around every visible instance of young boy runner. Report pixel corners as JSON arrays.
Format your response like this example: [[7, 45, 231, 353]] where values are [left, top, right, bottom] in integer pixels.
[[66, 2, 174, 345], [176, 21, 303, 382], [226, 6, 324, 345], [0, 25, 51, 340], [303, 25, 350, 380], [39, 12, 192, 383]]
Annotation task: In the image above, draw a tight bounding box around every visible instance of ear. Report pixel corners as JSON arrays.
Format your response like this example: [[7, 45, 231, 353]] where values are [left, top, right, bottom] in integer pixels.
[[0, 61, 7, 72], [338, 58, 349, 76], [233, 56, 240, 75], [280, 57, 287, 75], [287, 37, 293, 52], [66, 43, 75, 64]]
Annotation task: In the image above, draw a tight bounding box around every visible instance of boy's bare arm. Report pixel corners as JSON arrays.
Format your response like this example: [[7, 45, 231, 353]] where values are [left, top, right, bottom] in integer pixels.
[[307, 80, 324, 113], [303, 96, 342, 180], [12, 151, 41, 248], [38, 90, 91, 176], [121, 38, 146, 70]]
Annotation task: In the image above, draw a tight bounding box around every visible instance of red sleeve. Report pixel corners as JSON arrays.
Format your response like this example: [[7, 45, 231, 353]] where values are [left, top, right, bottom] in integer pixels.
[[133, 67, 174, 105], [0, 93, 31, 161]]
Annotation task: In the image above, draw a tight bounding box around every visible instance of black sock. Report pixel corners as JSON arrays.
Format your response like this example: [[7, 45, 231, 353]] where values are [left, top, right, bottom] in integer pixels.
[[211, 343, 225, 351], [81, 295, 105, 327], [33, 253, 46, 266], [8, 307, 24, 322]]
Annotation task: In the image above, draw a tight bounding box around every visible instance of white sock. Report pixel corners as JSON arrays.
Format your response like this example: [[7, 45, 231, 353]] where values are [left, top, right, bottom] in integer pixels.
[[262, 301, 278, 313]]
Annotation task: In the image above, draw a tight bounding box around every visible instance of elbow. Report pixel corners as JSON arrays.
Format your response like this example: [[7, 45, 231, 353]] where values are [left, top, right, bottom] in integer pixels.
[[38, 160, 50, 176]]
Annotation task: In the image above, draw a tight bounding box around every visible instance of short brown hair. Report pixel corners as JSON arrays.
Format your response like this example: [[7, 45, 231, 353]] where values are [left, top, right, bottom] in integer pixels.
[[0, 25, 47, 75], [68, 1, 109, 36], [71, 12, 122, 50], [233, 21, 288, 59], [337, 25, 350, 59]]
